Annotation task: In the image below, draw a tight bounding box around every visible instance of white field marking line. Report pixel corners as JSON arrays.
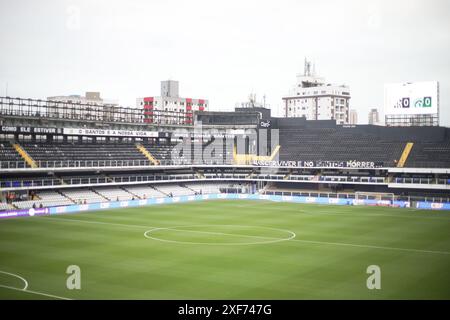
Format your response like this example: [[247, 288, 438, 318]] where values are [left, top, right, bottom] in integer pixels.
[[0, 270, 71, 300], [183, 203, 450, 220], [255, 204, 450, 220], [0, 270, 28, 290], [203, 204, 450, 220], [143, 225, 296, 246], [306, 211, 450, 220], [0, 284, 72, 300], [143, 227, 450, 254], [291, 239, 450, 255], [35, 200, 450, 221], [42, 216, 450, 255]]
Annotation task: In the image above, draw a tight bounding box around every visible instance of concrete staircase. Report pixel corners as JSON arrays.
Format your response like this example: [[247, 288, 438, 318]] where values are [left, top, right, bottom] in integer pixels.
[[136, 143, 160, 165], [12, 142, 38, 168]]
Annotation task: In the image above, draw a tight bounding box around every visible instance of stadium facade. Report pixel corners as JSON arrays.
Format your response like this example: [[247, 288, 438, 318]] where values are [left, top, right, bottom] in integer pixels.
[[0, 94, 449, 215]]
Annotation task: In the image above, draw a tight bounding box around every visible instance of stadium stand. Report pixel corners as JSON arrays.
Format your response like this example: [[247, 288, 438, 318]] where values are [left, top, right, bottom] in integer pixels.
[[185, 182, 240, 194], [144, 143, 174, 164], [0, 202, 15, 210], [278, 127, 405, 166], [19, 141, 148, 167], [1, 100, 449, 213], [273, 120, 450, 168], [13, 190, 73, 209], [153, 184, 194, 196], [122, 185, 167, 199], [1, 140, 233, 167], [405, 140, 450, 168], [0, 141, 26, 168], [60, 188, 106, 204], [1, 125, 449, 169], [94, 186, 136, 201]]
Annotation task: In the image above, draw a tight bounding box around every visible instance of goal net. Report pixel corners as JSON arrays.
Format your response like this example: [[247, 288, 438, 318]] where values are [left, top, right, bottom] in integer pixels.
[[354, 192, 395, 206]]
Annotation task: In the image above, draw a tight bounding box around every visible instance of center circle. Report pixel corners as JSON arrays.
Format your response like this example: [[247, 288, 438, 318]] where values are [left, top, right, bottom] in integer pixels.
[[143, 224, 296, 245]]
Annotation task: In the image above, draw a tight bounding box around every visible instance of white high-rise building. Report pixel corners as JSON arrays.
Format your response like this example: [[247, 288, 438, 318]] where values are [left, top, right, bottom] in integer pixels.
[[282, 60, 351, 125], [349, 109, 358, 125], [47, 92, 119, 121], [368, 108, 380, 125]]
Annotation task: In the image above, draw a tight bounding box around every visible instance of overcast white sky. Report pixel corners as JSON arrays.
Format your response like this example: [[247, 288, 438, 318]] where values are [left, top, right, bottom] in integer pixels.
[[1, 0, 449, 125]]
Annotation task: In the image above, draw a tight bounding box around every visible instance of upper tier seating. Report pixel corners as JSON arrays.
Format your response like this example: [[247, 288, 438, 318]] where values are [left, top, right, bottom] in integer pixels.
[[20, 141, 148, 167], [15, 141, 232, 167], [278, 128, 405, 167], [144, 143, 173, 164], [143, 141, 233, 165], [0, 141, 26, 168], [2, 123, 449, 168], [406, 141, 450, 168]]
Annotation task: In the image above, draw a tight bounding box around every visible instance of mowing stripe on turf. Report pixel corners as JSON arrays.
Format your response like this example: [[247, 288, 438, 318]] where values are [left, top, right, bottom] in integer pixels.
[[294, 209, 450, 220], [291, 239, 450, 255], [41, 216, 450, 255], [43, 216, 149, 229]]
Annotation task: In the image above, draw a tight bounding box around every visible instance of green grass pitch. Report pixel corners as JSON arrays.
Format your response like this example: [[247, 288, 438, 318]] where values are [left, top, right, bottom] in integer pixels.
[[0, 200, 449, 299]]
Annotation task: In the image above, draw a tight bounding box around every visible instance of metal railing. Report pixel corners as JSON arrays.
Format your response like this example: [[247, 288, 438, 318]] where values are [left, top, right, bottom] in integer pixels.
[[2, 172, 449, 190], [0, 96, 199, 125], [4, 185, 254, 210], [0, 158, 238, 169], [263, 190, 450, 203], [392, 177, 450, 185]]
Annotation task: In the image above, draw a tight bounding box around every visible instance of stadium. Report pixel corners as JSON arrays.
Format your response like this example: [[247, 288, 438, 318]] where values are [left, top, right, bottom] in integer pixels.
[[0, 94, 449, 300]]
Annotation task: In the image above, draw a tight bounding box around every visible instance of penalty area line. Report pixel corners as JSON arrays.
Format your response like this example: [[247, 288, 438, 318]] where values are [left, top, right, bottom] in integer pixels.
[[0, 284, 72, 300], [0, 270, 28, 290], [0, 269, 71, 300]]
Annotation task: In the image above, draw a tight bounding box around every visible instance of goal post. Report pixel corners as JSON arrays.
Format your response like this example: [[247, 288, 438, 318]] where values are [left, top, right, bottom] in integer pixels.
[[354, 192, 395, 206]]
